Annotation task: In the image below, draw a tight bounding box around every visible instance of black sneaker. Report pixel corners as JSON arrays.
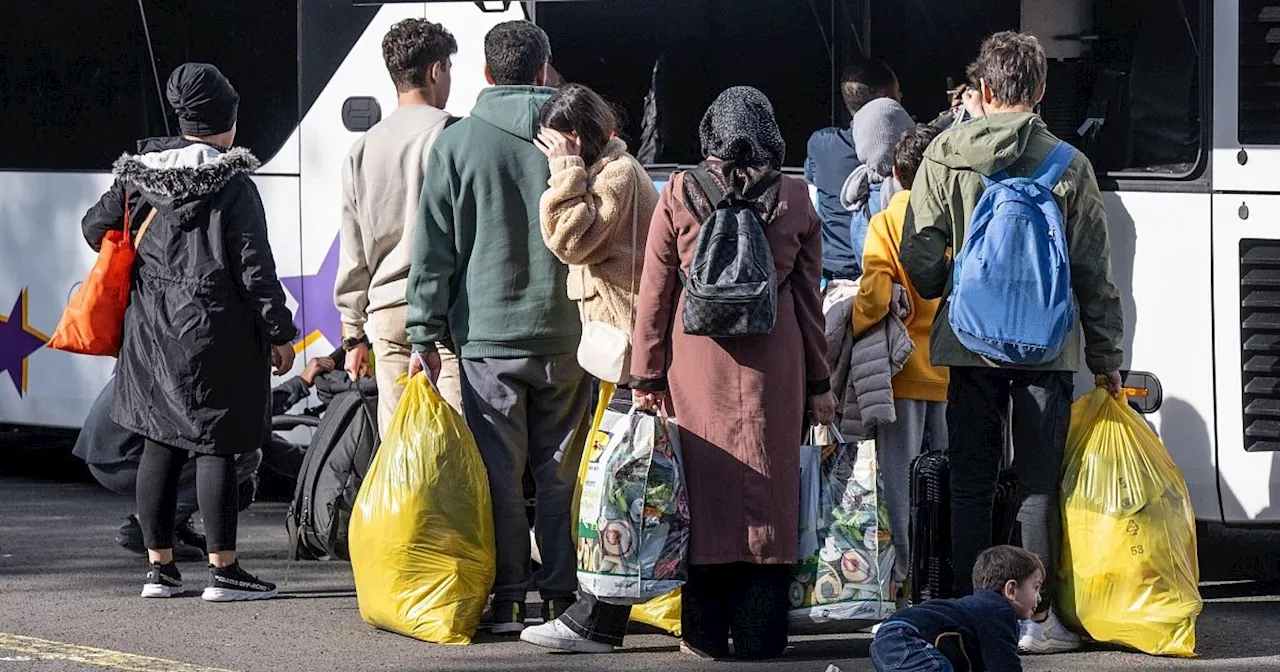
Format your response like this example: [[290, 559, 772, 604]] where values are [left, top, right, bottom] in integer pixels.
[[141, 561, 183, 598], [175, 519, 207, 554], [490, 601, 526, 635], [115, 515, 204, 562], [542, 596, 576, 623], [202, 562, 278, 602]]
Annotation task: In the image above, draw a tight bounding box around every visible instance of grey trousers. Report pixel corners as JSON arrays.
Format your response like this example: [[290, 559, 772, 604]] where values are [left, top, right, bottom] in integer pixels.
[[875, 397, 948, 584], [460, 354, 592, 603]]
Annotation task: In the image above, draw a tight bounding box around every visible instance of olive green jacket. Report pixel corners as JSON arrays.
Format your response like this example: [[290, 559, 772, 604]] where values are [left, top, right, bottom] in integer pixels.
[[901, 113, 1124, 375]]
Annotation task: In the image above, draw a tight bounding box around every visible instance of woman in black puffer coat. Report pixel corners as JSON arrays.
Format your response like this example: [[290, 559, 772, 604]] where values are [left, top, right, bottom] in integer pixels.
[[80, 63, 297, 602]]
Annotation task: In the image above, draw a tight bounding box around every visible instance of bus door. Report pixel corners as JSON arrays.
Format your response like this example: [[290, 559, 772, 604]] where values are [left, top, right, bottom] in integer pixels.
[[1211, 0, 1280, 523]]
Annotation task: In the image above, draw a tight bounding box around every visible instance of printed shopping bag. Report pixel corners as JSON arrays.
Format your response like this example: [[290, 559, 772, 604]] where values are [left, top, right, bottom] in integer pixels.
[[574, 384, 682, 634], [577, 408, 689, 604], [789, 427, 896, 634]]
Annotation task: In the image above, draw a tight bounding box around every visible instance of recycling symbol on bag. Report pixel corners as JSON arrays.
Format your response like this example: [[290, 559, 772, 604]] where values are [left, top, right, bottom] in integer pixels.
[[1125, 520, 1140, 536]]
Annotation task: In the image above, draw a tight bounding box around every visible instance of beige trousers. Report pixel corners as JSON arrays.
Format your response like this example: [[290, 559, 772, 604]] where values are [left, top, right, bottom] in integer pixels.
[[366, 306, 463, 435]]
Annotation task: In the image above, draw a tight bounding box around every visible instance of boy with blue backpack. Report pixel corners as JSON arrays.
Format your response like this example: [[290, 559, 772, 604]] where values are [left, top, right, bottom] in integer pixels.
[[901, 31, 1124, 654]]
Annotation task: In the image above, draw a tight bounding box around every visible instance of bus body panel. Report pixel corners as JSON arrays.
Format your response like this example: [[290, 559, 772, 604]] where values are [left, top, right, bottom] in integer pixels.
[[0, 173, 303, 428], [1214, 193, 1280, 523], [1213, 0, 1280, 194], [1072, 191, 1221, 523]]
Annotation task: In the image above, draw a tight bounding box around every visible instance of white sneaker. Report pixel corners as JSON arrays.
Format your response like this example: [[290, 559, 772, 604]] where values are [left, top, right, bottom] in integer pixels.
[[520, 619, 615, 654], [1018, 609, 1082, 654]]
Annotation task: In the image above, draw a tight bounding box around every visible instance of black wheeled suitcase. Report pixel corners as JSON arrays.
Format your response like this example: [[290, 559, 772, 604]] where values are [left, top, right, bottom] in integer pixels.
[[909, 450, 1021, 605], [908, 449, 952, 604]]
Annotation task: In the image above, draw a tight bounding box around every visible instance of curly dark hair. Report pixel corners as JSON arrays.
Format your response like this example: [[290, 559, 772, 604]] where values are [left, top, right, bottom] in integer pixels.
[[893, 124, 940, 190], [969, 31, 1047, 108], [484, 20, 551, 86], [381, 18, 457, 93]]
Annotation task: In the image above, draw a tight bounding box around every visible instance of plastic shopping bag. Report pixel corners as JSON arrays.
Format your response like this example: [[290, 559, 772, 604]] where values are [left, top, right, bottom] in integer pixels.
[[349, 373, 496, 645], [631, 590, 683, 636], [1058, 387, 1202, 657], [789, 427, 896, 634], [577, 407, 690, 604], [573, 384, 683, 635], [798, 440, 823, 559]]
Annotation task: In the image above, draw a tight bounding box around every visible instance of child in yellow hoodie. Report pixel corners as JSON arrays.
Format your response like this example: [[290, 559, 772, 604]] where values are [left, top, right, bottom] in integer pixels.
[[851, 124, 947, 598]]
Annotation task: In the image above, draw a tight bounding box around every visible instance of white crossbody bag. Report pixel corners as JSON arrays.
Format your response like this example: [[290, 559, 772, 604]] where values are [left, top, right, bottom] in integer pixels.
[[576, 185, 639, 385]]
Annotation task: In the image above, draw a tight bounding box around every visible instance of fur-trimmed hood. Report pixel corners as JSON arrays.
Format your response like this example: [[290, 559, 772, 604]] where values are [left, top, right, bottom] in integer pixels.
[[113, 140, 260, 202]]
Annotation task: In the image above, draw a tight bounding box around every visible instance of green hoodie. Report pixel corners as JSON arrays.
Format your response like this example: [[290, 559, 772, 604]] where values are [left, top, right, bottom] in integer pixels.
[[901, 113, 1124, 375], [407, 85, 581, 359]]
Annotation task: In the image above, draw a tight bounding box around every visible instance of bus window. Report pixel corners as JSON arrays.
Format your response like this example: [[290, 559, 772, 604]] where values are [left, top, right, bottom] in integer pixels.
[[536, 0, 862, 169], [140, 1, 300, 164], [877, 0, 1206, 180], [0, 2, 164, 171], [1240, 0, 1280, 144]]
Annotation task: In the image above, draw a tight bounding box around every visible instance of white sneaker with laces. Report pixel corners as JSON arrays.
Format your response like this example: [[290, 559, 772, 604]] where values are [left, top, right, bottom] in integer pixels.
[[1018, 609, 1082, 654], [520, 619, 615, 654]]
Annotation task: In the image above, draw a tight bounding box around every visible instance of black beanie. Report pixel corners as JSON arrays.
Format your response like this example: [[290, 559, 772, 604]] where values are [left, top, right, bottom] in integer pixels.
[[166, 63, 240, 137]]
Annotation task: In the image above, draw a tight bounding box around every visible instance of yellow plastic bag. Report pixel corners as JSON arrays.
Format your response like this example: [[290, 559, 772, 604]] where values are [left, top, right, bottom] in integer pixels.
[[573, 382, 682, 637], [631, 590, 682, 636], [349, 373, 496, 645], [1058, 388, 1202, 657]]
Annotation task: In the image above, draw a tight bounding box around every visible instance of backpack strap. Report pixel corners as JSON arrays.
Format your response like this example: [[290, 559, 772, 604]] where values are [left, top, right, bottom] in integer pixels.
[[741, 170, 782, 201], [688, 168, 727, 207], [1031, 140, 1077, 190]]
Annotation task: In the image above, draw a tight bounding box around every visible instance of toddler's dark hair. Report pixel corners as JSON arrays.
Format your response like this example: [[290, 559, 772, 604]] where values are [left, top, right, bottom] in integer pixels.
[[972, 545, 1044, 593], [893, 125, 940, 190]]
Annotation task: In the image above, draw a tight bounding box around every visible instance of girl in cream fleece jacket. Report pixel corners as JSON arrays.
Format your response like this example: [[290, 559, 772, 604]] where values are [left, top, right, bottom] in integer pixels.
[[536, 85, 659, 333]]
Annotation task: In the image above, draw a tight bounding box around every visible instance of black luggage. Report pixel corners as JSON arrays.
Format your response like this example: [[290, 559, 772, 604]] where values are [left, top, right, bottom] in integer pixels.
[[908, 449, 1021, 605], [908, 449, 952, 604], [285, 390, 380, 561]]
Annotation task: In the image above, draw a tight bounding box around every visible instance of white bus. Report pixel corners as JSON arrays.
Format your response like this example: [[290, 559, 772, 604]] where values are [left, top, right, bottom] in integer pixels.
[[1, 0, 1276, 527]]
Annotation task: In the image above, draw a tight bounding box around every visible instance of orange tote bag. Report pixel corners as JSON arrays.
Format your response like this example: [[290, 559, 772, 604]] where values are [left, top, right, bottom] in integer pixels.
[[47, 202, 157, 357]]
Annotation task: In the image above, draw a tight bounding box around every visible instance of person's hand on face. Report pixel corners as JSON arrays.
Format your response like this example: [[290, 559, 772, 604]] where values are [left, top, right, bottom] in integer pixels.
[[535, 127, 581, 160]]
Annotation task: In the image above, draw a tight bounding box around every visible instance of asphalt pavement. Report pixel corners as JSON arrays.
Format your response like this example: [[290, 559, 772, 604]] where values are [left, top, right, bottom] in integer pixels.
[[1, 464, 1279, 672]]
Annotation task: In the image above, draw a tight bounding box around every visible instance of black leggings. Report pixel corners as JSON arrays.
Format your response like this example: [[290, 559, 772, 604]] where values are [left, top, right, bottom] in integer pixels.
[[137, 440, 238, 553]]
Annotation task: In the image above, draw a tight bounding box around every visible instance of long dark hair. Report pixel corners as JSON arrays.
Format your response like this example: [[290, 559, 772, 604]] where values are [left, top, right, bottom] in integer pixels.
[[538, 83, 619, 166]]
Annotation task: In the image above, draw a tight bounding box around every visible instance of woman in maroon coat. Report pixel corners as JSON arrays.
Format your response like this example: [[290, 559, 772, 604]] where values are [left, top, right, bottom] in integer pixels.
[[632, 86, 835, 659]]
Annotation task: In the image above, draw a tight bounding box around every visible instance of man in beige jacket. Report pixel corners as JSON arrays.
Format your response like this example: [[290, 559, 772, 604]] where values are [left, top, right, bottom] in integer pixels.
[[335, 18, 463, 432]]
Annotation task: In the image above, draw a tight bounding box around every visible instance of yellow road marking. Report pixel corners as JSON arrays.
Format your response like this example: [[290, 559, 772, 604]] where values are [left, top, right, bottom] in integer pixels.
[[0, 634, 237, 672]]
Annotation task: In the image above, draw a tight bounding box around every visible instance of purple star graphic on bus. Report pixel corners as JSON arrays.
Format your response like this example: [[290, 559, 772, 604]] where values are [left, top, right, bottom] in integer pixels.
[[0, 289, 49, 397], [280, 236, 343, 352]]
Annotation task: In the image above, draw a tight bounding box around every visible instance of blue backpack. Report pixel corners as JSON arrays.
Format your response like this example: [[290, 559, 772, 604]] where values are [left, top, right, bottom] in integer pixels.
[[948, 141, 1078, 365]]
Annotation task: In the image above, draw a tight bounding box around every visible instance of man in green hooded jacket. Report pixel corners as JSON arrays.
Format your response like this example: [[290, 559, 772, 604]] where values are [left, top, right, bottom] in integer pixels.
[[406, 20, 589, 635], [901, 31, 1125, 655]]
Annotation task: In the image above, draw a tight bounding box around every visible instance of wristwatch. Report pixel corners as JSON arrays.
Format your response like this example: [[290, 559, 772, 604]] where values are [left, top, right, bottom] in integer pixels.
[[341, 336, 365, 352]]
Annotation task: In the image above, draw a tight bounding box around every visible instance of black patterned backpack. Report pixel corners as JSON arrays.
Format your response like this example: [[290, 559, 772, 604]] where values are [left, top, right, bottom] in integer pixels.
[[679, 168, 781, 337]]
